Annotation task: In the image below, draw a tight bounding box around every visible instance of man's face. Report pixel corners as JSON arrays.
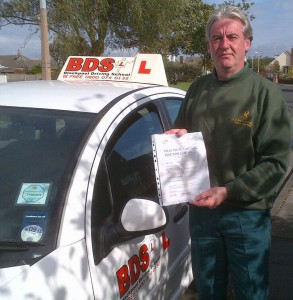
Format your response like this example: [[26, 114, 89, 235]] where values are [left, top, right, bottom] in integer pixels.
[[208, 18, 251, 80]]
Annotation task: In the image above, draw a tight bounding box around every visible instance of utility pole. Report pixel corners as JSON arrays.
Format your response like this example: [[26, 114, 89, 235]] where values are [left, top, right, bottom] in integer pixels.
[[255, 51, 260, 73], [40, 0, 51, 80]]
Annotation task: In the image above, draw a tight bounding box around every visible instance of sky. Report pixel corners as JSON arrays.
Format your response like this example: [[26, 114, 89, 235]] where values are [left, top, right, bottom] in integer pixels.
[[0, 0, 292, 60]]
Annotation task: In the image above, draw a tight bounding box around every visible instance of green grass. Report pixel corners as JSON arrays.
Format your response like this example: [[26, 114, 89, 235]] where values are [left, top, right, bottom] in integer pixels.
[[170, 81, 191, 91]]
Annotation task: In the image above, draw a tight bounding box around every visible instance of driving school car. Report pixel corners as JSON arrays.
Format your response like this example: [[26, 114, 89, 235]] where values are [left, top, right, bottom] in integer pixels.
[[0, 54, 192, 299]]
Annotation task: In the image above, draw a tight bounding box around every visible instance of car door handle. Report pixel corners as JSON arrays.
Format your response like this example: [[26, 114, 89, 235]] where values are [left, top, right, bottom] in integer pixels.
[[173, 204, 188, 223]]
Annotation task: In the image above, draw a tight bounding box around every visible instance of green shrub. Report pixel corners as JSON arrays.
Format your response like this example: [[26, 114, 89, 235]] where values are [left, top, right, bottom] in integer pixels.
[[27, 64, 42, 75], [164, 61, 201, 85], [284, 69, 293, 79]]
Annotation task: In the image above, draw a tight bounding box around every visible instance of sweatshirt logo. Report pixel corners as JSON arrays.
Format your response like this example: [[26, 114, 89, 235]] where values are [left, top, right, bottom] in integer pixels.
[[231, 110, 253, 127]]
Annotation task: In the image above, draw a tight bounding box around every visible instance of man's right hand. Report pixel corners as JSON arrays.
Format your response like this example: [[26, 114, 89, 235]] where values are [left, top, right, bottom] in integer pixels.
[[164, 128, 187, 137]]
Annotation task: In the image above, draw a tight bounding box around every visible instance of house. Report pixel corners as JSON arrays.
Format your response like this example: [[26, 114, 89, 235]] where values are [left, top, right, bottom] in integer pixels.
[[267, 47, 293, 73], [0, 51, 41, 74]]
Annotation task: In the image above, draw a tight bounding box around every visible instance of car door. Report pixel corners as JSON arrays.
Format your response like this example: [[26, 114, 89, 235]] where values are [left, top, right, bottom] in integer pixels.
[[155, 97, 193, 298], [87, 96, 191, 300]]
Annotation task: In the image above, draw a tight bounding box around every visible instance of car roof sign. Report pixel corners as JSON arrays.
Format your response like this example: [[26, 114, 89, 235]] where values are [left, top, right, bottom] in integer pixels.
[[58, 54, 168, 86]]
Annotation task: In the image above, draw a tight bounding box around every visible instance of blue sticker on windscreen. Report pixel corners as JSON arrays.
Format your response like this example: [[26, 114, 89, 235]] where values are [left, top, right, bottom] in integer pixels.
[[16, 183, 52, 206], [21, 211, 47, 242]]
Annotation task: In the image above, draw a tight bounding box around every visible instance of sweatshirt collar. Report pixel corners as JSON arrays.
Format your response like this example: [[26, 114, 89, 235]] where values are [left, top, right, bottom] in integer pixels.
[[212, 63, 250, 83]]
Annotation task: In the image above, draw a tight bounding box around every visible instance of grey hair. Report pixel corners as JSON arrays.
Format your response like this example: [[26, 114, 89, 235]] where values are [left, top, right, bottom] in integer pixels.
[[205, 5, 253, 42]]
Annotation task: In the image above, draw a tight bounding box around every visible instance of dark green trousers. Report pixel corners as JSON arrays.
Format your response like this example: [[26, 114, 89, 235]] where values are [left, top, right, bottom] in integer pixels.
[[189, 204, 271, 300]]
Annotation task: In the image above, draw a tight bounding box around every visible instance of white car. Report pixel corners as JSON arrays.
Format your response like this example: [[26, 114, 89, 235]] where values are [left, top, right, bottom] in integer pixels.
[[0, 54, 192, 300]]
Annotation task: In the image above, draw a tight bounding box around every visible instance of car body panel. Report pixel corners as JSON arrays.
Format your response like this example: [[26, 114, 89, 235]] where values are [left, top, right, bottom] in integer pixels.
[[0, 240, 93, 300], [0, 54, 192, 300]]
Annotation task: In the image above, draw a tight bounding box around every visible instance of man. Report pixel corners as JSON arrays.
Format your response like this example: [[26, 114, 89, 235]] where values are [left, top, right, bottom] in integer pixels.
[[166, 5, 291, 300]]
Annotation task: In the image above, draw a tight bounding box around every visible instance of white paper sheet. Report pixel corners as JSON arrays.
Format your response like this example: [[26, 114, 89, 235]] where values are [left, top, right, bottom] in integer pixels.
[[152, 132, 210, 206]]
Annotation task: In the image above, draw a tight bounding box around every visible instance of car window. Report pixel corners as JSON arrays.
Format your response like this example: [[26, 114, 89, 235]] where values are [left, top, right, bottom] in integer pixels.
[[0, 107, 96, 267], [91, 105, 164, 262], [107, 106, 163, 217], [162, 98, 183, 126]]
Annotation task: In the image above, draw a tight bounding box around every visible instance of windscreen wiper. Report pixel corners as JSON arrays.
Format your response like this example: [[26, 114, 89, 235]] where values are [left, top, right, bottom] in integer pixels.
[[0, 240, 45, 251]]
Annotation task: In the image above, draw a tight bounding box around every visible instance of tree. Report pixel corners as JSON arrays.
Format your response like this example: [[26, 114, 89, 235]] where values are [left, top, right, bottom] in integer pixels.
[[247, 56, 275, 73], [0, 0, 254, 68], [261, 56, 275, 73], [0, 0, 188, 65], [171, 0, 254, 73], [271, 61, 280, 73], [49, 34, 91, 67], [107, 0, 188, 55], [168, 1, 214, 73]]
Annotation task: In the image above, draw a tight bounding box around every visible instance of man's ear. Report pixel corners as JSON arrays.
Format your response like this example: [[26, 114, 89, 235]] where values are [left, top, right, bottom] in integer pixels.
[[245, 39, 251, 52]]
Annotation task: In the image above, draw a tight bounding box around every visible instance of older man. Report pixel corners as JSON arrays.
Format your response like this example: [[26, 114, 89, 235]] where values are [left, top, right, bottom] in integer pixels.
[[166, 5, 291, 300]]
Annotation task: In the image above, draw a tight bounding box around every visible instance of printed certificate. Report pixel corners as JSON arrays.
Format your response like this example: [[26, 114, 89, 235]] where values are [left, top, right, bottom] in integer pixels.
[[152, 132, 210, 206]]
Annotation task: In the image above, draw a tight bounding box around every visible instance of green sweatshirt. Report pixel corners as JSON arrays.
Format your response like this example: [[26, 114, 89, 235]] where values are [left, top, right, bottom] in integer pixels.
[[175, 64, 291, 209]]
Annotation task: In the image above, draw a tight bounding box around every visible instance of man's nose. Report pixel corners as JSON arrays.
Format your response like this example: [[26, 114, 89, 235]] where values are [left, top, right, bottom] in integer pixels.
[[220, 36, 230, 49]]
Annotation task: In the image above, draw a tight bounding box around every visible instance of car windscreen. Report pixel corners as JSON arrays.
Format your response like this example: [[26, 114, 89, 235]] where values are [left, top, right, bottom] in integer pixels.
[[0, 107, 97, 268]]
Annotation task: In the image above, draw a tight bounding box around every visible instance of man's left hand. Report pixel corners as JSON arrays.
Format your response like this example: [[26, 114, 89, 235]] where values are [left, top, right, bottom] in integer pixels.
[[189, 187, 228, 209]]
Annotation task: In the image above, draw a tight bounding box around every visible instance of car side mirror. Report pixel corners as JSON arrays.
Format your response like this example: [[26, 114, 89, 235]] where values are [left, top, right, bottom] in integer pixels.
[[121, 198, 167, 232], [104, 198, 168, 253]]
